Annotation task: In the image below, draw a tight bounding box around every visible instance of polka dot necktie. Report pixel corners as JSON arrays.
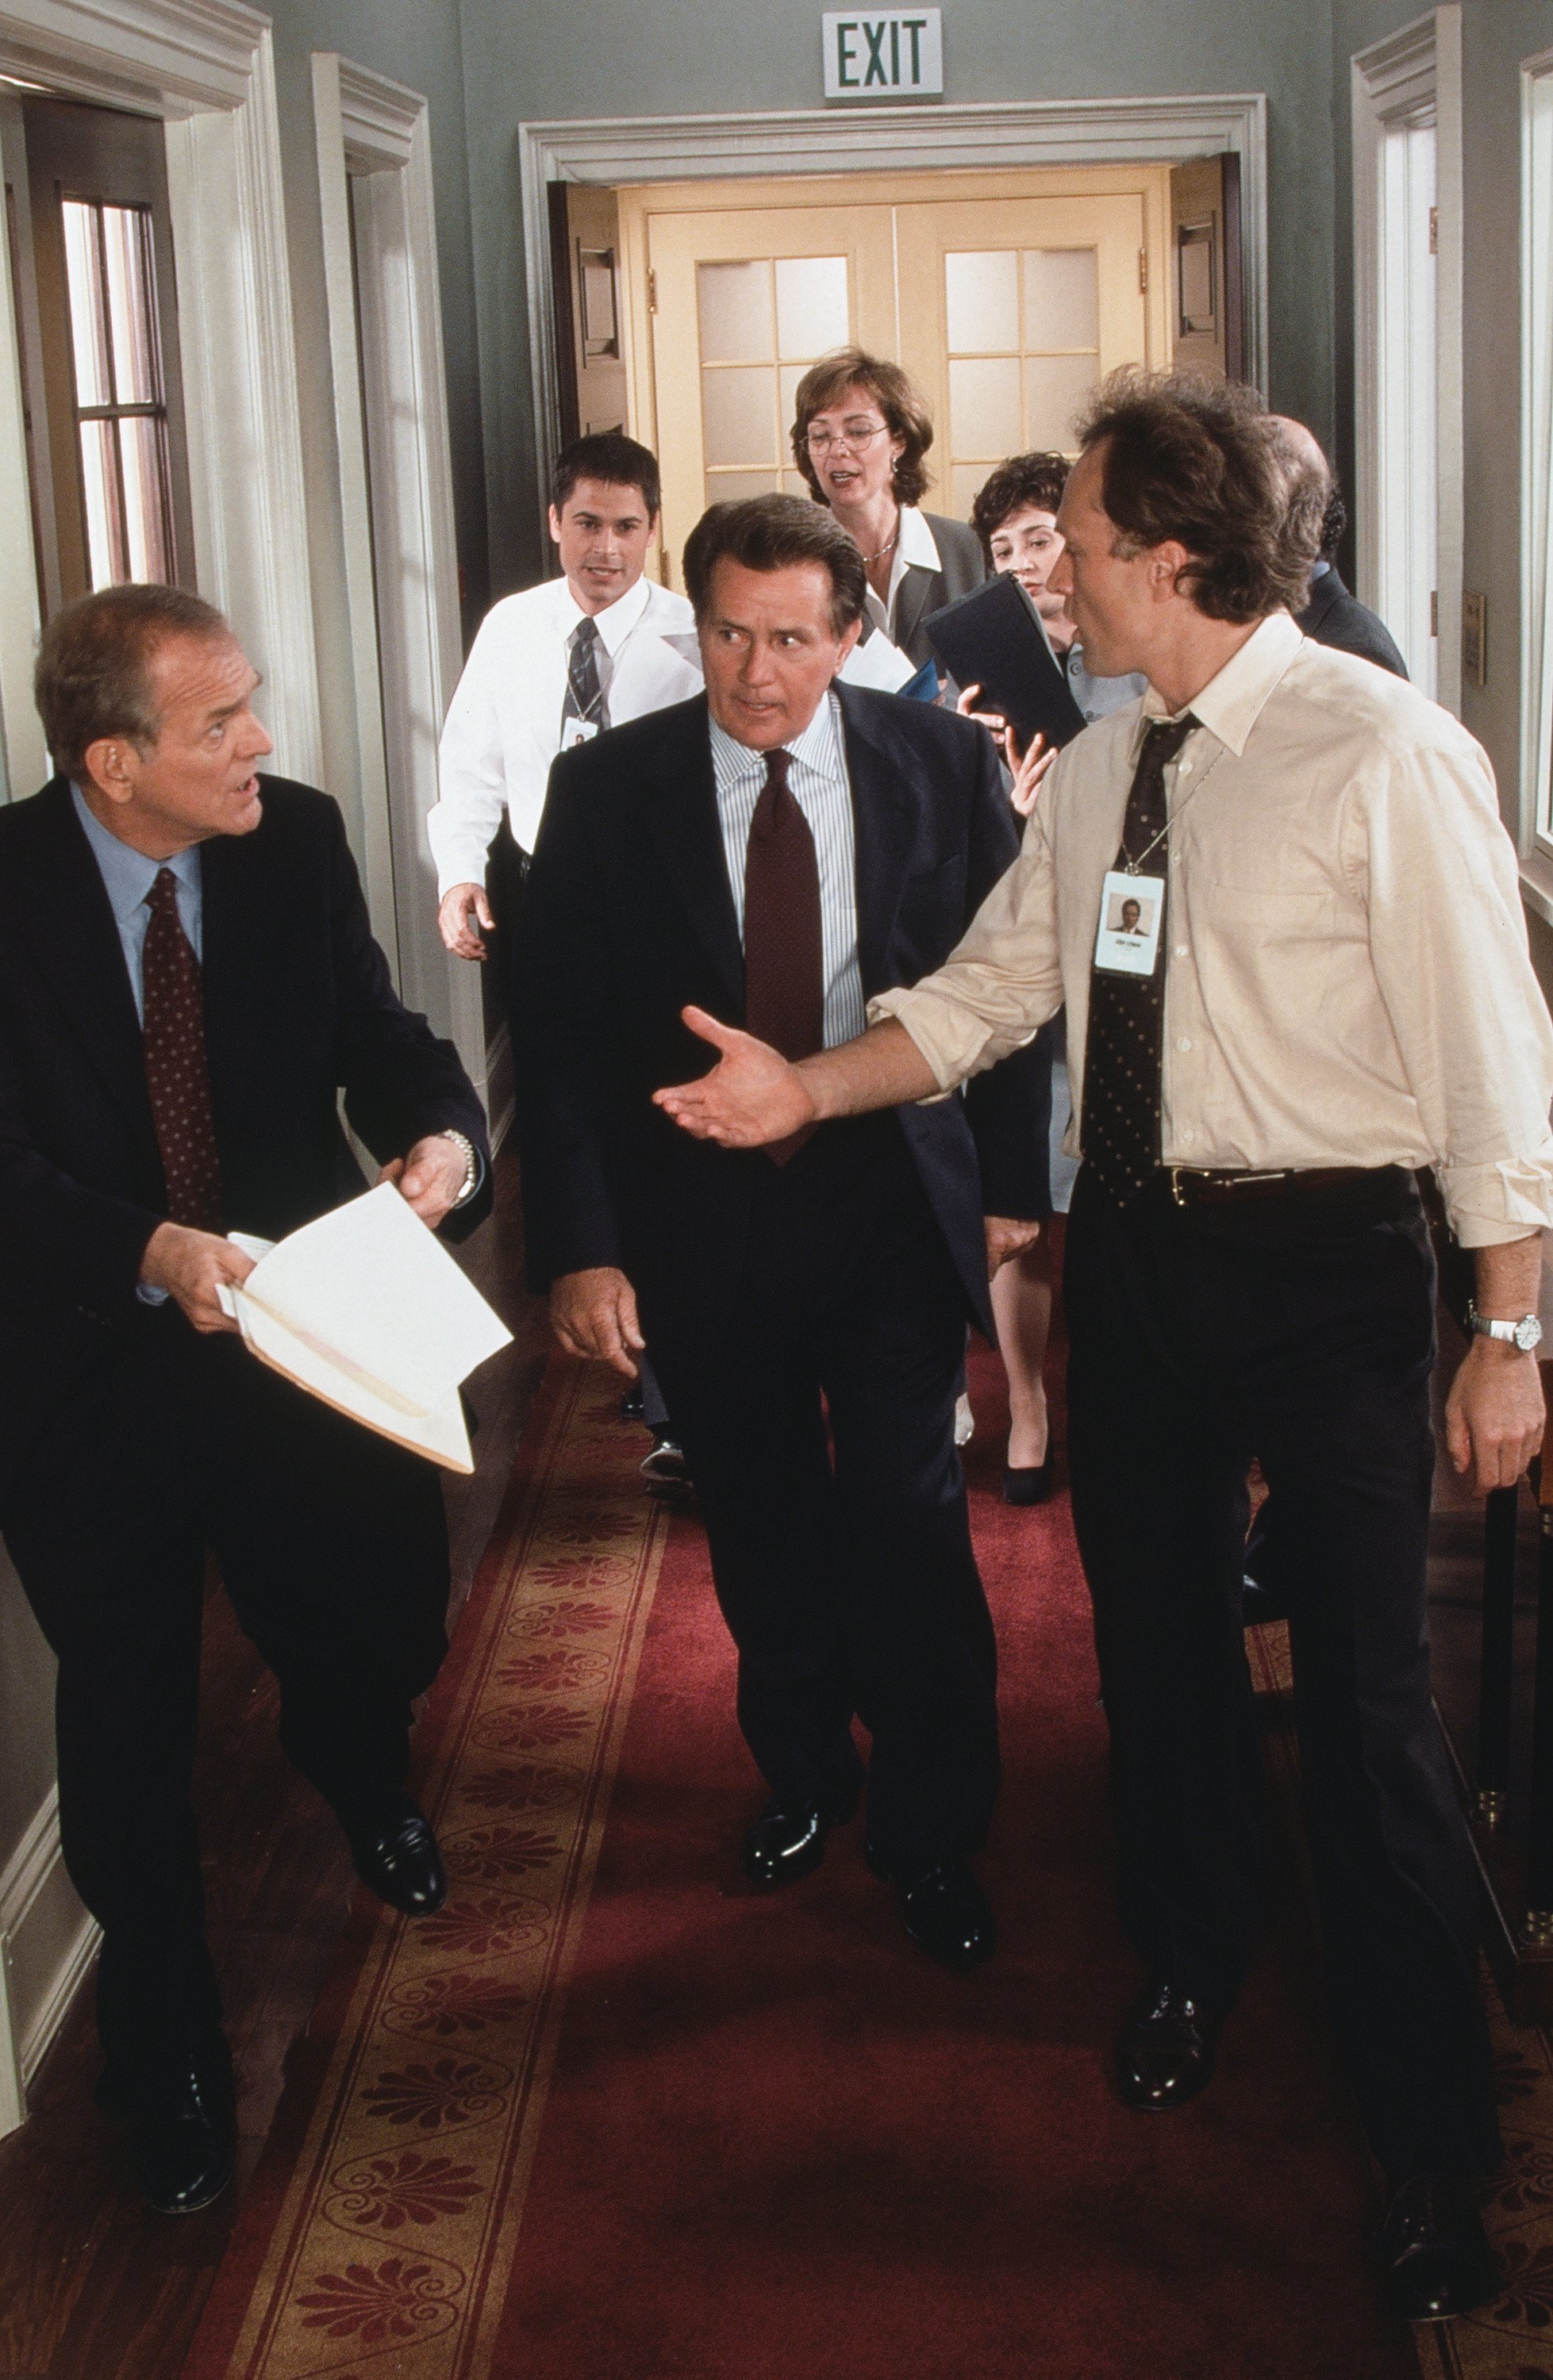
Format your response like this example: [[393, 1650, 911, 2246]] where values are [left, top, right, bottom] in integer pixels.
[[141, 866, 224, 1231], [562, 615, 606, 735], [1080, 715, 1198, 1205], [743, 748, 823, 1165]]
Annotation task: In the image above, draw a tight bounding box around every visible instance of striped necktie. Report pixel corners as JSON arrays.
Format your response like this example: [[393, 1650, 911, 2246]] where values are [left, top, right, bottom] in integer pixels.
[[562, 615, 606, 735]]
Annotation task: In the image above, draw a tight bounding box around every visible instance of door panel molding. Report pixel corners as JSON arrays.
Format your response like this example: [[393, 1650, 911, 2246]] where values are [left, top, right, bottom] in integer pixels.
[[520, 94, 1269, 551]]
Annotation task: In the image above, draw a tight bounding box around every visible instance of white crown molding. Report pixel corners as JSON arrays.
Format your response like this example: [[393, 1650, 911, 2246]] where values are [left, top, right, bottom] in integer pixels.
[[518, 91, 1269, 542], [0, 0, 265, 117], [336, 56, 421, 172]]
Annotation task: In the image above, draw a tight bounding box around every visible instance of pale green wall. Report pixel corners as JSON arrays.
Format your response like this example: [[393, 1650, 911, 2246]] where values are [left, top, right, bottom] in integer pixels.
[[455, 0, 1341, 593]]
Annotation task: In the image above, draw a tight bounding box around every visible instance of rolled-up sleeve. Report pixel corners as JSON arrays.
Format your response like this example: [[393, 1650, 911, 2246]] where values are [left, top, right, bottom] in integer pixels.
[[1359, 737, 1553, 1247], [868, 808, 1066, 1093]]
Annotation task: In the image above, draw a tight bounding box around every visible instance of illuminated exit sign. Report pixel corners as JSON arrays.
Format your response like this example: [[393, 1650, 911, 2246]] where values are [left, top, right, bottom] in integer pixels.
[[822, 9, 944, 98]]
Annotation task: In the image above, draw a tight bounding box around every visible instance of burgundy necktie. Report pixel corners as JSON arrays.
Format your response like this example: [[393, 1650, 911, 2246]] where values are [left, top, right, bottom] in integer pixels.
[[743, 748, 824, 1165], [141, 866, 224, 1230]]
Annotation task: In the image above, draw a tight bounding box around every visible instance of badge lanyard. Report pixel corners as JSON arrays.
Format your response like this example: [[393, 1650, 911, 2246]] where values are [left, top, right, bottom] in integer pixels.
[[1093, 733, 1224, 979]]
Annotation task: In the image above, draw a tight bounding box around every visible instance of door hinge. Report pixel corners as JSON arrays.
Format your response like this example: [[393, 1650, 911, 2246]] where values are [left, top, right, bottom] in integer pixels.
[[1139, 248, 1148, 295], [1428, 205, 1438, 255], [1430, 589, 1439, 637], [647, 267, 658, 315]]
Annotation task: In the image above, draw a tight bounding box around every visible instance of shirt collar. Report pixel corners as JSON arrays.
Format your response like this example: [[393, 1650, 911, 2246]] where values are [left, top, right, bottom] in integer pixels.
[[895, 505, 940, 571], [71, 782, 201, 921], [554, 571, 652, 655], [1140, 612, 1304, 758], [708, 689, 842, 782]]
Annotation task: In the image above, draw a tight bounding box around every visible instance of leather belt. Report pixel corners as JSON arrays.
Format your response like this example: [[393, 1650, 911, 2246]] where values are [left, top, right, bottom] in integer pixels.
[[1163, 1164, 1404, 1210]]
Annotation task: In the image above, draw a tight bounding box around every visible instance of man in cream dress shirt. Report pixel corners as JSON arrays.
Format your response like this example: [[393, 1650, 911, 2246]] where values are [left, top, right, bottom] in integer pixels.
[[654, 372, 1553, 2321]]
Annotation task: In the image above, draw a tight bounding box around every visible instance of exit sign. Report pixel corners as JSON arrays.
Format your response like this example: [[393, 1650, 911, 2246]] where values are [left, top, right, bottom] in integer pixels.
[[822, 9, 944, 98]]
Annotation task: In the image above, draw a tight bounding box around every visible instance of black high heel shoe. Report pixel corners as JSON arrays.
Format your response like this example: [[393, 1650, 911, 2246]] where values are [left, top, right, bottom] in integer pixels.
[[1003, 1453, 1053, 1506]]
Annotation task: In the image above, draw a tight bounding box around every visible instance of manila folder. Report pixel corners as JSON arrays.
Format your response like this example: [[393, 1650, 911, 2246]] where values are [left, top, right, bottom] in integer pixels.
[[227, 1184, 512, 1472]]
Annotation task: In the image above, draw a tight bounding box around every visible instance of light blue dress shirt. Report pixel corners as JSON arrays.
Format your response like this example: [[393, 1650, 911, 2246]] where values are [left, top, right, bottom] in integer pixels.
[[71, 782, 202, 1023]]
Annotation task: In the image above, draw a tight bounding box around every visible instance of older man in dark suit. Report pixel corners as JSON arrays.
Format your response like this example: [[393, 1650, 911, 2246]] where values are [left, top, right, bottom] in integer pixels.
[[0, 585, 490, 2214], [513, 496, 1045, 1968]]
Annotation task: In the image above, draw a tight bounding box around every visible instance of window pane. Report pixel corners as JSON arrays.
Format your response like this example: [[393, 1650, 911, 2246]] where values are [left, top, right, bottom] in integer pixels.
[[77, 416, 119, 586], [102, 205, 159, 405], [702, 364, 776, 467], [948, 355, 1021, 459], [775, 256, 848, 359], [951, 463, 992, 522], [698, 261, 773, 365], [61, 201, 110, 408], [119, 415, 171, 582], [945, 251, 1018, 354], [1023, 248, 1099, 351], [1024, 354, 1099, 451], [705, 469, 781, 504], [781, 470, 813, 500]]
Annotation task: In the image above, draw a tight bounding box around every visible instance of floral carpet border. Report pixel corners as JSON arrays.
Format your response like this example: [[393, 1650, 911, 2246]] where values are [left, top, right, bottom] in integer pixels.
[[183, 1361, 670, 2380], [1247, 1622, 1553, 2380]]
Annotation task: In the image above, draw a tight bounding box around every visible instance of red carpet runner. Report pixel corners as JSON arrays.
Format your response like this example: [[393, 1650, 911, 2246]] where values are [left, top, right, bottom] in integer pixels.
[[185, 1332, 1423, 2380]]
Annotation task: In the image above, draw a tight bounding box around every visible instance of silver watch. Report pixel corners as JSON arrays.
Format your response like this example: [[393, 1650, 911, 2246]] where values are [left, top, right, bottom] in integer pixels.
[[437, 1129, 480, 1207], [1467, 1300, 1543, 1354]]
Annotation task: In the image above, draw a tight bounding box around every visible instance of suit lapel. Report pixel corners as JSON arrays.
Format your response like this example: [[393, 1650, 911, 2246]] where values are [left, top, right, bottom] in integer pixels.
[[890, 566, 936, 664], [836, 686, 915, 997], [639, 696, 745, 1014], [18, 781, 158, 1160]]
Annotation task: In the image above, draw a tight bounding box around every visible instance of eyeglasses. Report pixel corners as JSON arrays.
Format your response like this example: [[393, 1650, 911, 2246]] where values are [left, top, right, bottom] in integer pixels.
[[805, 418, 891, 455]]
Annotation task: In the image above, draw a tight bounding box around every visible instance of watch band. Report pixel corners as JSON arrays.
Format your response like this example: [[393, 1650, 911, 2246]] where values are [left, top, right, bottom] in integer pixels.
[[436, 1129, 480, 1208], [1467, 1300, 1543, 1354]]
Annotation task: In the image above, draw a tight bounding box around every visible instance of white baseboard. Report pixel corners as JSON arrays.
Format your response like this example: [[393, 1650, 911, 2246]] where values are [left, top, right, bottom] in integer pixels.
[[0, 1788, 98, 2137]]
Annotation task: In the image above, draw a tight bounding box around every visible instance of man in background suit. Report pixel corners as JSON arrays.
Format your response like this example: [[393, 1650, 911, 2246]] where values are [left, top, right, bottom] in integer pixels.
[[0, 585, 490, 2215], [514, 495, 1047, 1967], [1273, 416, 1409, 678]]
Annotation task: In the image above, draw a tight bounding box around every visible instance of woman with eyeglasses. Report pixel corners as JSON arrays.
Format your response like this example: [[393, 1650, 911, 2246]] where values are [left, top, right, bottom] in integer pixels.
[[790, 348, 986, 666]]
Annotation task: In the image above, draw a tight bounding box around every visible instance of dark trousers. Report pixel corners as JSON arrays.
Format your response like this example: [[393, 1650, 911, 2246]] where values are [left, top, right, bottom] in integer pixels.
[[1063, 1162, 1501, 2179], [647, 1117, 999, 1871], [1, 1304, 450, 2094]]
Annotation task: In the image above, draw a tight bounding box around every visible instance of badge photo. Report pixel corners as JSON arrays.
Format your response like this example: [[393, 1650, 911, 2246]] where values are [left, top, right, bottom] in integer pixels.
[[1094, 868, 1166, 977], [562, 718, 601, 750]]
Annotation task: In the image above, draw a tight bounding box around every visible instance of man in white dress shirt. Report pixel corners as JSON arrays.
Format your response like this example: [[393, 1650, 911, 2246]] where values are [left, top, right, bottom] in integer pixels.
[[430, 432, 702, 1480], [654, 373, 1553, 2320], [429, 432, 701, 954]]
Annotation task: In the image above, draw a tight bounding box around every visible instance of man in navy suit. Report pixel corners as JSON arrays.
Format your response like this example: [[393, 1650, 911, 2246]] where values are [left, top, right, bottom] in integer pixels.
[[0, 585, 490, 2214], [513, 496, 1046, 1967]]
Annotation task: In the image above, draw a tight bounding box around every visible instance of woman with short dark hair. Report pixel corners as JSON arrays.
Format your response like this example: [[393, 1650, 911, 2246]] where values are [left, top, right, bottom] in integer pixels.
[[789, 347, 985, 666]]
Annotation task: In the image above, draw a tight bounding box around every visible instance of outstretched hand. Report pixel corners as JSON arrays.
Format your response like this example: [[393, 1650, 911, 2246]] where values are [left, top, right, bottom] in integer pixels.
[[653, 1007, 817, 1149]]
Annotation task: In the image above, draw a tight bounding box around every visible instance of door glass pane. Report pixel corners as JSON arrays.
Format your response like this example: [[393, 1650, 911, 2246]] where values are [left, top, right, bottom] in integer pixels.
[[705, 468, 781, 503], [102, 205, 158, 404], [782, 470, 813, 500], [119, 415, 170, 580], [944, 250, 1018, 354], [61, 200, 109, 406], [1024, 355, 1099, 452], [698, 260, 773, 365], [951, 463, 993, 521], [775, 255, 848, 359], [77, 415, 118, 585], [702, 365, 776, 467], [949, 355, 1021, 458], [1023, 248, 1099, 351]]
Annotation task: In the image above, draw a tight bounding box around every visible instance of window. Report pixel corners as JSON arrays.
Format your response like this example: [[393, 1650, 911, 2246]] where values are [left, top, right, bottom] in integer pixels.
[[59, 197, 175, 586]]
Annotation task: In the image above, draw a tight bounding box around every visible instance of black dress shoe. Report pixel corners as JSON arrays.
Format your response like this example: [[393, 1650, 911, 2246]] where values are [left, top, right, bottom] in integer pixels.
[[619, 1383, 645, 1422], [1115, 1979, 1220, 2110], [127, 2065, 235, 2215], [640, 1436, 693, 1495], [348, 1802, 448, 1916], [867, 1844, 996, 1967], [1003, 1457, 1053, 1507], [741, 1800, 843, 1887], [1378, 2174, 1501, 2322]]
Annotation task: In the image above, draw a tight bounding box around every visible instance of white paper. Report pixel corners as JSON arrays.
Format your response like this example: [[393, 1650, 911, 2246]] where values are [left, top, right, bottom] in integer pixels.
[[839, 629, 915, 693]]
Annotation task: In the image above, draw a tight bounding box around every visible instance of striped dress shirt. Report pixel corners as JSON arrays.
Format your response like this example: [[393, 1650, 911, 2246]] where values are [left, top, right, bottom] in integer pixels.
[[709, 692, 867, 1051]]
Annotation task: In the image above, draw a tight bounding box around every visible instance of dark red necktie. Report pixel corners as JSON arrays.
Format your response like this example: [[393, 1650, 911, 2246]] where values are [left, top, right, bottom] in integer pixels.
[[743, 747, 823, 1165], [141, 866, 224, 1230]]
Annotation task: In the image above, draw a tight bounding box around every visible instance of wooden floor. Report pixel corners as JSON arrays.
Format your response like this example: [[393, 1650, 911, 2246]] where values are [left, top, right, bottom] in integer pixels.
[[0, 1154, 552, 2380]]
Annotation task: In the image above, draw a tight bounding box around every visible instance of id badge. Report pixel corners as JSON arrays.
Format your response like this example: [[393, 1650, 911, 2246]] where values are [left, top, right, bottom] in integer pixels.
[[1094, 869, 1166, 977], [561, 717, 601, 750]]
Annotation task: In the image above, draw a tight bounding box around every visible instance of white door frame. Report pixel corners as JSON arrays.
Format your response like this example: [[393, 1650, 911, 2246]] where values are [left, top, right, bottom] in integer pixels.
[[517, 94, 1269, 542], [1352, 5, 1464, 712], [0, 0, 321, 796], [310, 54, 486, 1093]]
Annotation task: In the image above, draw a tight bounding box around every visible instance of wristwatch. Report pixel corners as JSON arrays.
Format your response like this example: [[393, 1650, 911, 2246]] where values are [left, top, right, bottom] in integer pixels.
[[436, 1129, 481, 1208], [1467, 1300, 1543, 1354]]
